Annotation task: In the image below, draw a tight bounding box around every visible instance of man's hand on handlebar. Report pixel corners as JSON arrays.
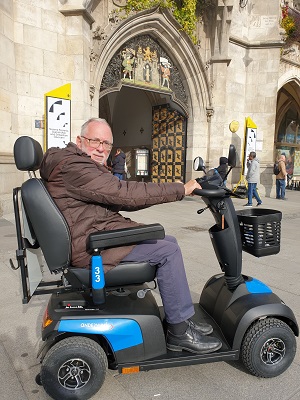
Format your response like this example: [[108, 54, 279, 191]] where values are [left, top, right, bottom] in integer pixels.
[[184, 179, 202, 196]]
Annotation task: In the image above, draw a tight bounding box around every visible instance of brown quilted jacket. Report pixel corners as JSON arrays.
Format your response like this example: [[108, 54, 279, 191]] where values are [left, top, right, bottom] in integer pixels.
[[40, 143, 185, 272]]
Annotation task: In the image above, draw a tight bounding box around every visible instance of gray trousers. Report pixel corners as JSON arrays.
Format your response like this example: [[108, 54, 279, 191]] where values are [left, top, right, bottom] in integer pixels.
[[122, 235, 194, 324]]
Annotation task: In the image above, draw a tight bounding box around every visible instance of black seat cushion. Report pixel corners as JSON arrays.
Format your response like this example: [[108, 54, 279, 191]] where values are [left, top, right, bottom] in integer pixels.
[[69, 261, 156, 288]]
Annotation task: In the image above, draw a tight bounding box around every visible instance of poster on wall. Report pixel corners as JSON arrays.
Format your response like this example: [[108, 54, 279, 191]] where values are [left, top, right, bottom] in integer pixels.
[[294, 150, 300, 175], [243, 117, 257, 176], [44, 84, 71, 150], [276, 146, 300, 175]]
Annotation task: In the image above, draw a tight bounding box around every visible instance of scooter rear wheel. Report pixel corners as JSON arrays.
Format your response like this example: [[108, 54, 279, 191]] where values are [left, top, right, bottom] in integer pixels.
[[41, 336, 108, 400], [241, 317, 296, 378]]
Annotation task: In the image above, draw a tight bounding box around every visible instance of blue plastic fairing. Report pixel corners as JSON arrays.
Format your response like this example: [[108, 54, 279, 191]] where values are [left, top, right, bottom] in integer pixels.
[[245, 278, 272, 294], [58, 318, 143, 351]]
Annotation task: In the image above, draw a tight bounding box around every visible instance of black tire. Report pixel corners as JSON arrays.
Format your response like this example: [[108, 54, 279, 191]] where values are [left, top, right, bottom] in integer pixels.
[[241, 317, 296, 378], [41, 336, 108, 400]]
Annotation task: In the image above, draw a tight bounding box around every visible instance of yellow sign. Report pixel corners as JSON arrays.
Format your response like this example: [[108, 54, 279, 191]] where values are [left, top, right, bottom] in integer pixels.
[[246, 116, 257, 129], [44, 84, 71, 150]]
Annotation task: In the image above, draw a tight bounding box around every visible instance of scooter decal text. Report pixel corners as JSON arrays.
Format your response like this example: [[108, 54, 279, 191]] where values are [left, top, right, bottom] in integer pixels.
[[58, 318, 143, 351]]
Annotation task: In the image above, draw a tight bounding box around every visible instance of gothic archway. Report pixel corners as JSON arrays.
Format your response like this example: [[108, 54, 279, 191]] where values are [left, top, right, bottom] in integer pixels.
[[276, 78, 300, 175], [90, 6, 213, 181], [91, 7, 213, 125]]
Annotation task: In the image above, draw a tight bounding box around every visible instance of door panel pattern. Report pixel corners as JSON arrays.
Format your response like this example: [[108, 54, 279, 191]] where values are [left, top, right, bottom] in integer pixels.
[[151, 105, 186, 183]]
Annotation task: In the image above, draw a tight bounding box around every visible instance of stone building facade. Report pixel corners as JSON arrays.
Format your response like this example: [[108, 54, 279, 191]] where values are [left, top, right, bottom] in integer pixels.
[[0, 0, 300, 215]]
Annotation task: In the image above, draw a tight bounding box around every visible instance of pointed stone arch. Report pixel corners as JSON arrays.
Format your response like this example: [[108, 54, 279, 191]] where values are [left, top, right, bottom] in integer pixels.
[[276, 73, 300, 132], [91, 7, 213, 122], [275, 72, 300, 175]]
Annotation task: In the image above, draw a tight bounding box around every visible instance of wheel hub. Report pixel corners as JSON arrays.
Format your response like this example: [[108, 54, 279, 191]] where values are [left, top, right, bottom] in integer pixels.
[[260, 337, 286, 365], [58, 358, 91, 390]]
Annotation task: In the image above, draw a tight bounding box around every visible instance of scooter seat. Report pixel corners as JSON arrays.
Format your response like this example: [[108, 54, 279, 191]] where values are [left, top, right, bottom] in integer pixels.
[[69, 261, 156, 288]]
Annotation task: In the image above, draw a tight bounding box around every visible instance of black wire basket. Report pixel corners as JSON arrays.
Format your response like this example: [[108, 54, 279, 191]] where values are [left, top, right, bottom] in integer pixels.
[[236, 209, 282, 257]]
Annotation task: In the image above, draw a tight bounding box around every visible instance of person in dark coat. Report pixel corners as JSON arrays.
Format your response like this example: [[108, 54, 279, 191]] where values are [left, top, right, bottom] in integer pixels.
[[215, 156, 228, 181], [40, 117, 221, 355], [112, 148, 126, 179]]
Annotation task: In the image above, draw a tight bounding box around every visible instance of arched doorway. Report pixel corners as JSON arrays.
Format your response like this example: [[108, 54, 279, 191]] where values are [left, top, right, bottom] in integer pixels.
[[91, 7, 212, 181], [98, 31, 193, 182], [99, 85, 187, 182], [276, 80, 300, 176]]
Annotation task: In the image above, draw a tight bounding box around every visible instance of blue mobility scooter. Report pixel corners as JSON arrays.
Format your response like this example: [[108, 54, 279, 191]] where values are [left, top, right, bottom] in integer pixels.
[[12, 137, 298, 400]]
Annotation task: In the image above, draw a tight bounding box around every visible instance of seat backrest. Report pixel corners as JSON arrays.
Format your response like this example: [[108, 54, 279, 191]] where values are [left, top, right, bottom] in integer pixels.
[[21, 178, 71, 272], [14, 136, 71, 273]]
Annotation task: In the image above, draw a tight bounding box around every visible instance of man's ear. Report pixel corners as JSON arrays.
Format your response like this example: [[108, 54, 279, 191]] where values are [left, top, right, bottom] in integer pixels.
[[76, 135, 82, 149]]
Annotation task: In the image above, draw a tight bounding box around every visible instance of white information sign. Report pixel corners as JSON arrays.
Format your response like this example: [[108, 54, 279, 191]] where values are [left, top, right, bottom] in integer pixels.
[[44, 84, 71, 149], [243, 117, 257, 176], [46, 97, 71, 148]]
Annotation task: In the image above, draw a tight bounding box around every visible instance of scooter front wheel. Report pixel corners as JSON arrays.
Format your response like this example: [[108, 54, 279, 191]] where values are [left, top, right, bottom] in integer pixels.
[[41, 336, 108, 400], [241, 317, 296, 378]]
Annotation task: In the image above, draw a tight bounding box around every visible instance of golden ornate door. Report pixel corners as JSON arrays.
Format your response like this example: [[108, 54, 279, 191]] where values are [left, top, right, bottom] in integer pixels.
[[151, 104, 186, 183]]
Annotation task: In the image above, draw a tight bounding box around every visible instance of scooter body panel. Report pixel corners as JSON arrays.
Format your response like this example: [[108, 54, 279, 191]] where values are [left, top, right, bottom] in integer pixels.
[[200, 274, 299, 349], [41, 285, 241, 371], [42, 272, 298, 373], [42, 286, 167, 364]]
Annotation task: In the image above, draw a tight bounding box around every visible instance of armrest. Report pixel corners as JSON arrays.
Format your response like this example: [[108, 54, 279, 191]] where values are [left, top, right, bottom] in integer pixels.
[[88, 223, 165, 251]]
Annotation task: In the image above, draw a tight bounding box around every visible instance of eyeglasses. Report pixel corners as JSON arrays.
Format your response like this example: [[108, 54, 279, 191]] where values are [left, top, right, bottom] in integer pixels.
[[81, 136, 113, 150]]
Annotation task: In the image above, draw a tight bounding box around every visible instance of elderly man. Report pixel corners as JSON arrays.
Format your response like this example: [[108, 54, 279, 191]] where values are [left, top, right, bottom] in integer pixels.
[[40, 117, 222, 355]]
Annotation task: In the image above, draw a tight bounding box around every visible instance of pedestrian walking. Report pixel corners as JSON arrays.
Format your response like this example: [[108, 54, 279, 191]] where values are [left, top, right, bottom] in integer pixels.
[[244, 151, 262, 207], [276, 154, 287, 200]]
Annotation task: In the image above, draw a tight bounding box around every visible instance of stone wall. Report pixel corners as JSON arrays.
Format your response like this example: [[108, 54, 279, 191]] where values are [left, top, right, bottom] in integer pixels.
[[1, 0, 300, 215], [0, 0, 94, 216]]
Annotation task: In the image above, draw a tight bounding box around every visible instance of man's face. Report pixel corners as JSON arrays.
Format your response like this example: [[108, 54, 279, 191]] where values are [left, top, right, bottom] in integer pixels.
[[76, 121, 113, 165]]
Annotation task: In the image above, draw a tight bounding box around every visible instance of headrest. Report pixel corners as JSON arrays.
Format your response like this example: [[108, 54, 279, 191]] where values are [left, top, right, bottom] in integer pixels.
[[14, 136, 43, 171]]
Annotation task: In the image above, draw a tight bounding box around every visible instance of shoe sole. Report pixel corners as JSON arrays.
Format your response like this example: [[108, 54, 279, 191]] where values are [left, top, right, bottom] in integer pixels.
[[166, 342, 222, 354]]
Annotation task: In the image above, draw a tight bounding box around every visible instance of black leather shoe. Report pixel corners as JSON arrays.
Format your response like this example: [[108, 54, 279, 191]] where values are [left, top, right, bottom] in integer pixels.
[[166, 325, 222, 354], [186, 319, 213, 335]]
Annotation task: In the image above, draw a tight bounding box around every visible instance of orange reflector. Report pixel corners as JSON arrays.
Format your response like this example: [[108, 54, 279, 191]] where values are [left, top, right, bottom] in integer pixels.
[[122, 366, 140, 374], [42, 308, 53, 328], [43, 316, 53, 328]]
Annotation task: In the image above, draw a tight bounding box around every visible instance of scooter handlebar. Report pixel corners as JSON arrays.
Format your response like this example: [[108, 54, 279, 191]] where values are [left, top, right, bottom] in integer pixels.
[[193, 187, 226, 198]]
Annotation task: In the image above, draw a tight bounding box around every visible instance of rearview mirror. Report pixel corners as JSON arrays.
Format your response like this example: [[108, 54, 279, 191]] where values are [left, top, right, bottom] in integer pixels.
[[193, 157, 205, 172], [228, 144, 236, 168]]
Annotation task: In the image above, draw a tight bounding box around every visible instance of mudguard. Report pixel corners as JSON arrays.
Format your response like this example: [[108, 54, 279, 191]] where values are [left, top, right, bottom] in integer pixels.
[[200, 274, 299, 349]]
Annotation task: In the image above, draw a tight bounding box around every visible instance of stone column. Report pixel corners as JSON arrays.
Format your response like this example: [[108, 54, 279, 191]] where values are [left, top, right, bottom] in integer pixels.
[[59, 0, 95, 137], [206, 1, 233, 167]]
